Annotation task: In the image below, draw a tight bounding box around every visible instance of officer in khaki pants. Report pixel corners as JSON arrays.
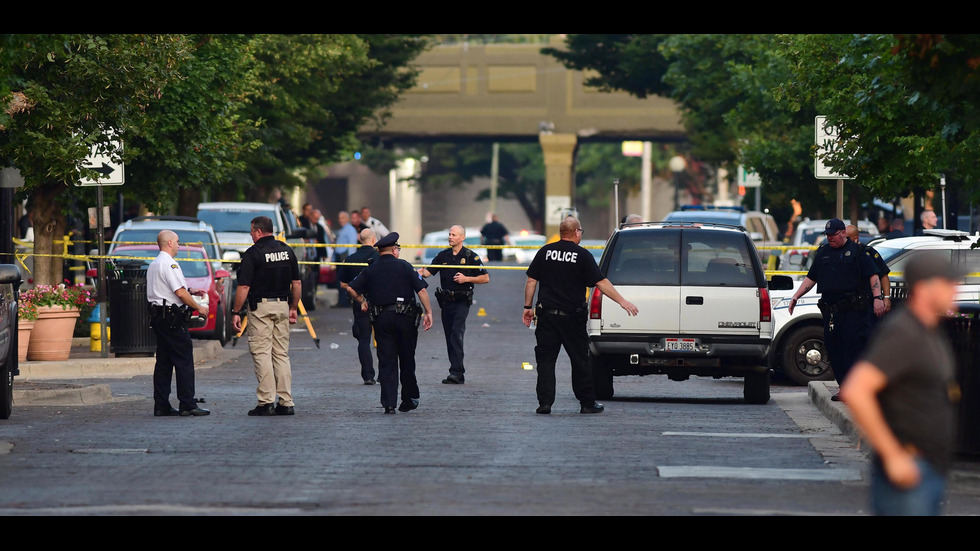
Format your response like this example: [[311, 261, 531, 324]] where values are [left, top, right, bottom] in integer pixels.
[[232, 216, 302, 416]]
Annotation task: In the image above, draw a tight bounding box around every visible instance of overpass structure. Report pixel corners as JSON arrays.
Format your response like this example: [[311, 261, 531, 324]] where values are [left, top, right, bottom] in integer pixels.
[[364, 36, 686, 237]]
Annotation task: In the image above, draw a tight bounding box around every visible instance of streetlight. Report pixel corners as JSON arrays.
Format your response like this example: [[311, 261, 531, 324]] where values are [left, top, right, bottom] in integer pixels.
[[669, 155, 687, 210]]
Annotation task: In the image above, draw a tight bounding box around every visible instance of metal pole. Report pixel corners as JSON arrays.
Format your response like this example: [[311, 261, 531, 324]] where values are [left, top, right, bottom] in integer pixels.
[[641, 142, 651, 221], [490, 143, 499, 214], [941, 174, 947, 229], [96, 184, 108, 358], [613, 178, 619, 230], [836, 179, 844, 220]]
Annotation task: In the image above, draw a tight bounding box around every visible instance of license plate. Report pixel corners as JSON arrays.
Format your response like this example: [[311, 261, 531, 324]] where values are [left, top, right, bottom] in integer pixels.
[[665, 338, 697, 352]]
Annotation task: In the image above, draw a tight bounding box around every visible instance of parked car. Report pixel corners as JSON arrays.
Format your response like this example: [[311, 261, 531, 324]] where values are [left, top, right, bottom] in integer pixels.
[[504, 232, 547, 263], [768, 228, 980, 386], [0, 264, 22, 420], [662, 206, 781, 265], [587, 221, 775, 404], [107, 244, 234, 345], [781, 218, 879, 274], [196, 202, 319, 310]]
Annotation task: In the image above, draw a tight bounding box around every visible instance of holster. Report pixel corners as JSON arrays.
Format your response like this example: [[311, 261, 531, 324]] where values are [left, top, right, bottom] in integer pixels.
[[817, 292, 868, 315], [435, 287, 473, 307]]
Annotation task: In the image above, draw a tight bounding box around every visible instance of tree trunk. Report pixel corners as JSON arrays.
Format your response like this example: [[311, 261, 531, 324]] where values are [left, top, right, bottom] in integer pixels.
[[30, 185, 69, 286]]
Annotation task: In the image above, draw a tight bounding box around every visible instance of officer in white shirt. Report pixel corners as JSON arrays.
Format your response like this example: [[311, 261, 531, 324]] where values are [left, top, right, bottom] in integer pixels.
[[146, 230, 210, 417]]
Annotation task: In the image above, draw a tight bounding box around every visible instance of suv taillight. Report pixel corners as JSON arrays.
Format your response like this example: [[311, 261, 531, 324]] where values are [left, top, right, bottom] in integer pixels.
[[589, 287, 603, 319], [759, 287, 771, 322]]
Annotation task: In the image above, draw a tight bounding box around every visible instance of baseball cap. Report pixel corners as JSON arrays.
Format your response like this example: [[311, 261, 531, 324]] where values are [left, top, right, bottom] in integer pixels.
[[904, 252, 965, 289], [823, 218, 846, 235]]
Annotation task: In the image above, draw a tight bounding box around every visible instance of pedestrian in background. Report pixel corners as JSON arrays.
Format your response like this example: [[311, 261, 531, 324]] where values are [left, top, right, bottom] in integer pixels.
[[915, 209, 938, 235], [333, 211, 358, 308], [846, 224, 892, 314], [522, 216, 638, 414], [350, 210, 368, 234], [885, 218, 906, 239], [232, 216, 302, 417], [360, 206, 389, 239], [146, 230, 210, 417], [347, 232, 433, 414], [841, 252, 962, 516], [418, 224, 489, 385], [789, 218, 884, 401], [480, 213, 511, 262], [338, 228, 380, 384]]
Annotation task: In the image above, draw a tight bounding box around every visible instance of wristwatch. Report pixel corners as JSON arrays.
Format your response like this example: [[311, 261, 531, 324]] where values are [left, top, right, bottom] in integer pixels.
[[524, 305, 533, 309], [874, 295, 884, 300]]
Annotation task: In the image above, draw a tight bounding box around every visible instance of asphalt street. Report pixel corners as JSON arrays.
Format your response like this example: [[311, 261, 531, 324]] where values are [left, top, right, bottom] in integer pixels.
[[4, 265, 980, 516]]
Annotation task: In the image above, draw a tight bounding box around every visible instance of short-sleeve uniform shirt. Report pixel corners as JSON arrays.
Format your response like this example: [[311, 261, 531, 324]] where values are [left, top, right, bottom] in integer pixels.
[[805, 239, 877, 303], [147, 250, 188, 306], [526, 239, 604, 312], [348, 254, 428, 306], [428, 246, 487, 292], [237, 235, 301, 301]]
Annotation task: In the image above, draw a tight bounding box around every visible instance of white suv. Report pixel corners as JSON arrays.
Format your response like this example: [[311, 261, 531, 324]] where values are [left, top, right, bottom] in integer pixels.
[[587, 221, 785, 404]]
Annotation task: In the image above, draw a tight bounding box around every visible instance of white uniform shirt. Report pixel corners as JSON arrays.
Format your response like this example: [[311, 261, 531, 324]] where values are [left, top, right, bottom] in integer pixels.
[[365, 216, 389, 238], [146, 250, 188, 306]]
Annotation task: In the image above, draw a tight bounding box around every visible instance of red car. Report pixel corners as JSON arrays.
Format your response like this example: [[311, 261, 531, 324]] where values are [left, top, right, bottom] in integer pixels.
[[96, 244, 233, 345]]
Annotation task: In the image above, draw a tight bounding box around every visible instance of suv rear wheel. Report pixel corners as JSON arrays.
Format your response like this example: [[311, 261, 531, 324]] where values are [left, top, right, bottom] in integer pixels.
[[590, 352, 615, 400], [743, 368, 770, 404]]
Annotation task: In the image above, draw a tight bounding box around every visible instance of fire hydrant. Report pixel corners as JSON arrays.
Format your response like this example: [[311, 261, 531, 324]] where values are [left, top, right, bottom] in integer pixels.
[[88, 304, 110, 352]]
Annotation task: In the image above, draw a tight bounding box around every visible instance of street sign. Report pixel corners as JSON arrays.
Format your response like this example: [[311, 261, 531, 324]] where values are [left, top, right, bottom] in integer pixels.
[[814, 116, 852, 180], [78, 132, 125, 186], [737, 165, 762, 188]]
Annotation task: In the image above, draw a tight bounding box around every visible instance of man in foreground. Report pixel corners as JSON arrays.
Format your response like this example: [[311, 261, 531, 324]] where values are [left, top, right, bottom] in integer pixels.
[[840, 252, 962, 515]]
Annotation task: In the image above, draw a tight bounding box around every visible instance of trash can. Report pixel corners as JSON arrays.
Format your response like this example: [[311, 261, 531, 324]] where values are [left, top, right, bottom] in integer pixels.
[[108, 261, 155, 357], [943, 303, 980, 459]]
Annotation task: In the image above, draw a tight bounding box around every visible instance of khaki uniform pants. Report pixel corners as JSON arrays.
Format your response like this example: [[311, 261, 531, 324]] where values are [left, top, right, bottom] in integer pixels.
[[247, 300, 293, 406]]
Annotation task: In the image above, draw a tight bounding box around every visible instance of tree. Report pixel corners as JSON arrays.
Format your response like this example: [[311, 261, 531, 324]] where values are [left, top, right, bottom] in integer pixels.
[[0, 34, 187, 285]]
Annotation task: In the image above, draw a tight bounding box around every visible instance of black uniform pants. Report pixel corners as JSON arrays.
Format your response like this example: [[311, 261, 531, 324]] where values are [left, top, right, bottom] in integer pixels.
[[822, 308, 872, 386], [373, 311, 420, 408], [534, 309, 595, 407], [351, 304, 375, 381], [440, 301, 469, 379], [151, 314, 196, 411]]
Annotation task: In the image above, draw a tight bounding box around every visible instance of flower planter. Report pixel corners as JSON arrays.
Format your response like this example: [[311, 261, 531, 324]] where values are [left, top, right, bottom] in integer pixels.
[[27, 306, 80, 361], [17, 319, 34, 362]]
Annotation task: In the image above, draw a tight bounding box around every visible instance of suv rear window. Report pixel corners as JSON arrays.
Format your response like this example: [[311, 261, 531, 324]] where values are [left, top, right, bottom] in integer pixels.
[[113, 229, 219, 261], [604, 228, 757, 287], [197, 208, 269, 233]]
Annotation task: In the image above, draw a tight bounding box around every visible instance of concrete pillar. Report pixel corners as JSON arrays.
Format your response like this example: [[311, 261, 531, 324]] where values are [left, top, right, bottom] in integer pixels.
[[389, 158, 422, 251], [539, 133, 577, 237]]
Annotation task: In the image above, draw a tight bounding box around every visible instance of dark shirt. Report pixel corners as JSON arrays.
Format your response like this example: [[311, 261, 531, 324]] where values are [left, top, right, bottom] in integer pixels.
[[237, 235, 301, 302], [859, 305, 957, 473], [526, 239, 604, 312], [338, 245, 380, 287], [884, 230, 905, 239], [348, 254, 428, 307], [805, 239, 877, 304], [481, 221, 509, 245], [428, 246, 487, 292]]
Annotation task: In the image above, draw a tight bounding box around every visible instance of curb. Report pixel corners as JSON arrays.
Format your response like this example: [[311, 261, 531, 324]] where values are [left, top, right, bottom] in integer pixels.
[[807, 379, 868, 448], [16, 339, 224, 381]]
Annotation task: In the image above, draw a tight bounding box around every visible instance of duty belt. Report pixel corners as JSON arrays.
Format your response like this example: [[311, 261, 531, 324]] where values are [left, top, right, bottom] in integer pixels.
[[369, 301, 423, 327], [435, 287, 473, 306], [149, 301, 193, 329], [536, 303, 587, 317], [817, 292, 869, 315]]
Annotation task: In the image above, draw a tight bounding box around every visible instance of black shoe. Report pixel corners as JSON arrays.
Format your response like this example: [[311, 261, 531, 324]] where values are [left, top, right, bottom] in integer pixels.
[[536, 404, 552, 414], [384, 407, 397, 414], [364, 379, 377, 385], [154, 406, 179, 417], [179, 407, 210, 417], [442, 375, 464, 384], [580, 402, 605, 414], [398, 398, 419, 412], [274, 404, 295, 415], [248, 403, 276, 416]]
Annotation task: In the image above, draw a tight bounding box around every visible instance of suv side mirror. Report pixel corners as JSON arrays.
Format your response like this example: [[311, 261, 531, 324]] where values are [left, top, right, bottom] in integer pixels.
[[768, 274, 794, 291], [222, 250, 241, 262]]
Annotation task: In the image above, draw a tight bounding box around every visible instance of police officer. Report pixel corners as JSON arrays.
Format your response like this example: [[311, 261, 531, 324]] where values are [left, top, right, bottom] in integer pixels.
[[789, 218, 885, 401], [232, 216, 302, 416], [846, 224, 892, 314], [347, 232, 434, 414], [522, 216, 639, 414], [338, 228, 380, 384], [146, 230, 210, 417], [417, 224, 489, 385]]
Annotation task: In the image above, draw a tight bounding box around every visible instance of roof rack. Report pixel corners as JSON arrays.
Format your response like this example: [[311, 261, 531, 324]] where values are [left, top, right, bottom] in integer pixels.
[[625, 220, 748, 232], [131, 215, 204, 224], [679, 205, 746, 212]]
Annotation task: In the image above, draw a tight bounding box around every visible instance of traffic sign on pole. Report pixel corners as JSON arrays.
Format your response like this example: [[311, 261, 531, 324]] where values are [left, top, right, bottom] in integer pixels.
[[78, 131, 125, 186], [814, 116, 852, 180]]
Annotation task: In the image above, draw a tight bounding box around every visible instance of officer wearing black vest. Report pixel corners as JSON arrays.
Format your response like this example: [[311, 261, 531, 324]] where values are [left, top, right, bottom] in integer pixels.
[[338, 228, 380, 384], [522, 216, 638, 414], [789, 218, 885, 401], [347, 232, 434, 414], [232, 215, 302, 416], [417, 224, 489, 385]]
